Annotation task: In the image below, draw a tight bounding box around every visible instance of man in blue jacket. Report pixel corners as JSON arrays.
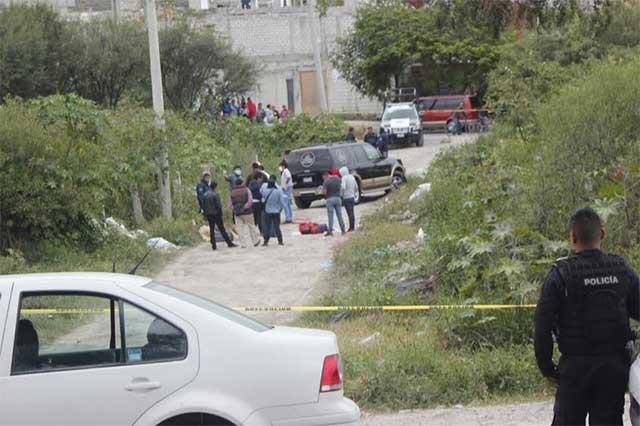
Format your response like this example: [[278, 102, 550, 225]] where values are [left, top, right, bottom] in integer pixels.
[[377, 128, 389, 158]]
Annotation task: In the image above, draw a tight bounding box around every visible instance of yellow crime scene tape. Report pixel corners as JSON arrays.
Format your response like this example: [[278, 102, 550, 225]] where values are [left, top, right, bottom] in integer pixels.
[[21, 304, 537, 315], [233, 304, 536, 312]]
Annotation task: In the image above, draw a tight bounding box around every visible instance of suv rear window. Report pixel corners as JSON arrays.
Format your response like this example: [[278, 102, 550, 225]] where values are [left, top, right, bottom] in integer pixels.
[[287, 148, 333, 174], [331, 146, 354, 169]]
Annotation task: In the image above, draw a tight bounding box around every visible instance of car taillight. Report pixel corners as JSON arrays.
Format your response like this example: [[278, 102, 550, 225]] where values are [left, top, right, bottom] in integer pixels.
[[320, 354, 343, 393]]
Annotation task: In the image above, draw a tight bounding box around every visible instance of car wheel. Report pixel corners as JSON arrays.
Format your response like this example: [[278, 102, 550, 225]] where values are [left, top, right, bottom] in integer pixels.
[[416, 132, 424, 147], [392, 172, 404, 190], [294, 197, 311, 209], [354, 180, 362, 205]]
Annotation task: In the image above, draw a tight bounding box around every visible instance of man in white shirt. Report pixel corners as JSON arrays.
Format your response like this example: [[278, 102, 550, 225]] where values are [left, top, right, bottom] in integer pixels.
[[340, 167, 358, 232], [280, 160, 294, 223]]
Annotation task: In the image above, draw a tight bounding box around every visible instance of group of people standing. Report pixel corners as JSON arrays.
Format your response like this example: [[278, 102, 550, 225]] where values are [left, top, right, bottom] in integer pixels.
[[196, 160, 294, 250], [346, 126, 389, 158], [221, 97, 289, 125], [321, 167, 358, 236]]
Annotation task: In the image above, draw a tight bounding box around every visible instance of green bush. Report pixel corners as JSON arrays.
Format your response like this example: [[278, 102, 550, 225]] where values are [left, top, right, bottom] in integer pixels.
[[211, 114, 345, 173], [1, 233, 164, 276], [487, 2, 640, 130], [526, 59, 640, 244], [0, 96, 105, 251], [300, 315, 549, 411]]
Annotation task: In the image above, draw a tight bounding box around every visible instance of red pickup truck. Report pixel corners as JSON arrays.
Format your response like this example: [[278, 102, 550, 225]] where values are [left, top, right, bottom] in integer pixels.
[[416, 95, 483, 131]]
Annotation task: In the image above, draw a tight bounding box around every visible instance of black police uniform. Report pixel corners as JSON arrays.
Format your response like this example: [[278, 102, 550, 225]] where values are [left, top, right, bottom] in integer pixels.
[[534, 249, 640, 425]]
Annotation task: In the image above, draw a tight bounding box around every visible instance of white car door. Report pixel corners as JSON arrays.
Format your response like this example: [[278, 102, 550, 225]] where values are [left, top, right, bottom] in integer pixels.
[[0, 280, 199, 426]]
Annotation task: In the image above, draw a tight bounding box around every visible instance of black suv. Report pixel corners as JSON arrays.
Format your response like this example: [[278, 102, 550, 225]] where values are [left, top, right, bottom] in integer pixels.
[[286, 142, 406, 209]]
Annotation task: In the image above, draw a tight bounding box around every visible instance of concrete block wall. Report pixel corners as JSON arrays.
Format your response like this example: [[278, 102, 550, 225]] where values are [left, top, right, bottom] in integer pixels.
[[201, 7, 381, 114]]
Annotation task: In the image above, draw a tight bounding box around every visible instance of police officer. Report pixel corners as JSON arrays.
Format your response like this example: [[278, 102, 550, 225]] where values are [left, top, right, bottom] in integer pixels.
[[196, 171, 211, 214], [534, 207, 640, 425]]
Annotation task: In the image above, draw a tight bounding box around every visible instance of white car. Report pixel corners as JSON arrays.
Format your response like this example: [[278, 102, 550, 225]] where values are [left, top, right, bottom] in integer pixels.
[[0, 273, 360, 426], [380, 102, 424, 147]]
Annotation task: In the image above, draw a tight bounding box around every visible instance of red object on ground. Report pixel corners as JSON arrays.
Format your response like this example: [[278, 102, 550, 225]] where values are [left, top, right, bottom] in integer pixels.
[[299, 223, 322, 235]]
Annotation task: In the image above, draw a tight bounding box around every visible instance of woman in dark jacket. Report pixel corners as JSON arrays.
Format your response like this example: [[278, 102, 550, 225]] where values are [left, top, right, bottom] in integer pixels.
[[248, 173, 265, 234]]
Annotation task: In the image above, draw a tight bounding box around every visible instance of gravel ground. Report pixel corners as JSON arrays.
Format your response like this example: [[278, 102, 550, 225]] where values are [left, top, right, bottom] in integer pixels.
[[363, 398, 636, 425]]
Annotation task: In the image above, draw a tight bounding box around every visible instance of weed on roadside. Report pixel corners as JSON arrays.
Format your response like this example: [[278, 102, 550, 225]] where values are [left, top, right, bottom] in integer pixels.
[[300, 314, 551, 412]]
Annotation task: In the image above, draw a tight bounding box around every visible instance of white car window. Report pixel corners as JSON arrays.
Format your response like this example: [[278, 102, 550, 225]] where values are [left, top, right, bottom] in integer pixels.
[[122, 301, 186, 363], [145, 282, 271, 332], [12, 292, 187, 374], [13, 293, 123, 374]]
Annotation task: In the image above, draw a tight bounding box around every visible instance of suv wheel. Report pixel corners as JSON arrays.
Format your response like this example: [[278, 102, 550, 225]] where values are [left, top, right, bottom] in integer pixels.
[[354, 180, 362, 205], [392, 172, 405, 190], [294, 197, 311, 209]]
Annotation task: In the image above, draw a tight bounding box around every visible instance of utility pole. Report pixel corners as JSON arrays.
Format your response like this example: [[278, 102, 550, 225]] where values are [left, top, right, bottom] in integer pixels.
[[514, 0, 521, 44], [145, 0, 173, 219], [308, 0, 328, 112], [111, 0, 120, 23]]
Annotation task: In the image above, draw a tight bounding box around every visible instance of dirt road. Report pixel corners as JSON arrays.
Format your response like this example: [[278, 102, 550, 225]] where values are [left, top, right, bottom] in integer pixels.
[[155, 133, 472, 324], [362, 398, 636, 425]]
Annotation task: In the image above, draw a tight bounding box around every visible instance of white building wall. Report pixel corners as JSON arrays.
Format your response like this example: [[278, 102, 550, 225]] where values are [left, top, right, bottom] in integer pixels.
[[201, 7, 382, 114], [0, 0, 381, 114]]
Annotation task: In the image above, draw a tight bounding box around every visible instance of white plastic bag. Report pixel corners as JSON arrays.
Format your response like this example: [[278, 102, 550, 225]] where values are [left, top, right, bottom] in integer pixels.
[[147, 237, 178, 250], [409, 183, 432, 201]]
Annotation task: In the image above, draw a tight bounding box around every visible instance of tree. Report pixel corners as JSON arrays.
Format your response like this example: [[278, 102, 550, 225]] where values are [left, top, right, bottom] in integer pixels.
[[66, 20, 147, 108], [104, 104, 159, 225], [486, 1, 640, 129], [332, 3, 424, 99], [332, 1, 502, 99], [0, 5, 68, 101], [159, 22, 257, 111]]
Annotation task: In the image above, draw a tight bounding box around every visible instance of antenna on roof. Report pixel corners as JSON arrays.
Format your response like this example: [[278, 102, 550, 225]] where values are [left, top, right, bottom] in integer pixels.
[[128, 240, 159, 275]]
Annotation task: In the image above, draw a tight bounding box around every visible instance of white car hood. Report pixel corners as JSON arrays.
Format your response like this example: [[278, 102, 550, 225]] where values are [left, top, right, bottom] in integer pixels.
[[389, 118, 411, 128]]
